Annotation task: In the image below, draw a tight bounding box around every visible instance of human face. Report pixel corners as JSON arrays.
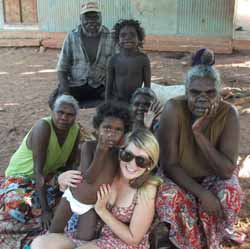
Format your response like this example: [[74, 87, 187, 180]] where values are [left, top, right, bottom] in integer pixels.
[[132, 94, 153, 121], [81, 12, 101, 36], [120, 142, 150, 180], [186, 77, 220, 117], [119, 25, 139, 49], [119, 149, 152, 168], [98, 117, 125, 147], [52, 104, 76, 131]]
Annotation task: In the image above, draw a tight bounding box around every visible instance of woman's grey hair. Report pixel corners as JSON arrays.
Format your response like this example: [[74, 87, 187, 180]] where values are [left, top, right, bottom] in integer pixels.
[[131, 87, 157, 103], [53, 95, 79, 115], [185, 65, 221, 91]]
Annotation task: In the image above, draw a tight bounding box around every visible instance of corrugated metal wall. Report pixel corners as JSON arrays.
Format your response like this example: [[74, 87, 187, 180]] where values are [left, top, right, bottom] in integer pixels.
[[98, 0, 132, 29], [130, 0, 178, 35], [177, 0, 235, 37], [0, 0, 4, 27], [0, 0, 235, 38], [37, 0, 132, 32], [37, 0, 80, 32]]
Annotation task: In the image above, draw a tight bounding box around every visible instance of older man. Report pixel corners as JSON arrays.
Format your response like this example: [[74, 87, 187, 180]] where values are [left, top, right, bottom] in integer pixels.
[[49, 2, 114, 108]]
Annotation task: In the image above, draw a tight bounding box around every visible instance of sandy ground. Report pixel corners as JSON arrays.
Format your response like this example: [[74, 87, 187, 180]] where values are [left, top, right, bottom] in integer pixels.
[[0, 48, 249, 248]]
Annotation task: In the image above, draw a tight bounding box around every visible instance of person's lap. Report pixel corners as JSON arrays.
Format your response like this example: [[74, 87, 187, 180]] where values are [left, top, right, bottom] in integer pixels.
[[155, 174, 243, 249], [31, 210, 100, 249], [1, 175, 61, 222], [0, 176, 65, 248], [69, 85, 104, 101], [70, 85, 104, 108], [31, 229, 100, 249], [49, 84, 104, 109], [31, 233, 76, 249], [75, 241, 99, 249]]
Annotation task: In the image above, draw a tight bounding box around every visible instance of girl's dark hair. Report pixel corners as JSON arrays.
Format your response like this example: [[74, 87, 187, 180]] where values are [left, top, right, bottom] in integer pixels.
[[93, 101, 133, 133], [113, 19, 145, 48]]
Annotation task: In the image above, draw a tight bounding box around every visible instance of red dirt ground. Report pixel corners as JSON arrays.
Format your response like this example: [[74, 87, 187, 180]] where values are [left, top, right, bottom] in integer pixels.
[[0, 48, 249, 248]]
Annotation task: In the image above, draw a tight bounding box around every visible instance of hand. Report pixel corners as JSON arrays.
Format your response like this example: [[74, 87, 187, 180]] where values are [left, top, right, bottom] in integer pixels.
[[58, 170, 83, 191], [192, 100, 220, 133], [41, 209, 53, 230], [207, 101, 219, 118], [144, 101, 163, 129], [199, 190, 223, 217], [192, 111, 209, 134], [95, 184, 111, 214]]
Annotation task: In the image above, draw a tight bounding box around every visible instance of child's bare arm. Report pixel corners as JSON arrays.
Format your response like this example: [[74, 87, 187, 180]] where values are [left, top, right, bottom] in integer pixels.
[[143, 54, 151, 88], [78, 142, 93, 174], [105, 58, 115, 101], [79, 134, 114, 184], [65, 131, 80, 168]]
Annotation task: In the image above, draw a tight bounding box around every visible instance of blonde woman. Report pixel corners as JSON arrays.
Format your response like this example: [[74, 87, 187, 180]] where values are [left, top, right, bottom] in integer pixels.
[[31, 128, 162, 249], [80, 128, 162, 249]]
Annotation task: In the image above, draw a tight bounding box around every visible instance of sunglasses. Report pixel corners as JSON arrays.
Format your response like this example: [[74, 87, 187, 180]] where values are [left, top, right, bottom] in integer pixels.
[[119, 149, 152, 168]]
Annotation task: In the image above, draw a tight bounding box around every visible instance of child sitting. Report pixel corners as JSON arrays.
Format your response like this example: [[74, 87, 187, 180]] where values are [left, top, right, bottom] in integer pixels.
[[105, 19, 151, 103], [49, 101, 133, 240]]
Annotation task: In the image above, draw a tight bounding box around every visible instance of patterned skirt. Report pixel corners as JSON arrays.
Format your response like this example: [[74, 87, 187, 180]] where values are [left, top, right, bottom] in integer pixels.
[[156, 174, 243, 249], [0, 175, 62, 222]]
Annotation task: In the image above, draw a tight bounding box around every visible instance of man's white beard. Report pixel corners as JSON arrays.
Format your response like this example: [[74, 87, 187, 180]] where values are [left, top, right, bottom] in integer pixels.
[[81, 25, 102, 37]]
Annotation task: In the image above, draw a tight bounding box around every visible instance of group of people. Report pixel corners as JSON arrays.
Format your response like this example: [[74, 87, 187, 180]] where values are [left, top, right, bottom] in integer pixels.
[[0, 2, 244, 249], [49, 2, 151, 108]]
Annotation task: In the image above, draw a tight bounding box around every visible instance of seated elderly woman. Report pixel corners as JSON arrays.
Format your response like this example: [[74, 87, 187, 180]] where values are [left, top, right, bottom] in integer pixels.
[[156, 50, 243, 248], [2, 95, 80, 230], [31, 128, 162, 249]]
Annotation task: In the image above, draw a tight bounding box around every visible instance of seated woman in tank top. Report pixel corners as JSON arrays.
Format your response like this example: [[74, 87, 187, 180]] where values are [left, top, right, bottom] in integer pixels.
[[2, 95, 80, 230]]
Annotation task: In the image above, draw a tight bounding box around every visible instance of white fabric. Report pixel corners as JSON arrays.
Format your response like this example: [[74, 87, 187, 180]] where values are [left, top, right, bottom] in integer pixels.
[[151, 83, 185, 105], [63, 188, 93, 215]]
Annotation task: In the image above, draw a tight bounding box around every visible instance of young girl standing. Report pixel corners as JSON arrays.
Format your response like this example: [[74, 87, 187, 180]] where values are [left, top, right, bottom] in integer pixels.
[[105, 19, 151, 103]]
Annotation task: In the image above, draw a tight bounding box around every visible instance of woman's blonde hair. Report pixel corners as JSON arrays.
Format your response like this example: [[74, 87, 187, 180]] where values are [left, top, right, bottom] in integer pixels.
[[123, 128, 159, 169], [122, 128, 162, 188]]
